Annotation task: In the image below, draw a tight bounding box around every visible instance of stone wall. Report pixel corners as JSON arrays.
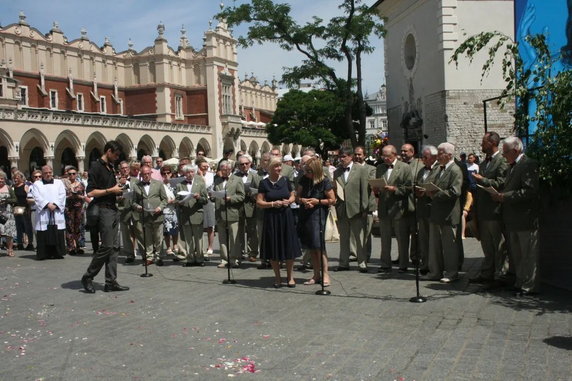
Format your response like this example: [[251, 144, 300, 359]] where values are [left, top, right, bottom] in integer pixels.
[[445, 89, 514, 156]]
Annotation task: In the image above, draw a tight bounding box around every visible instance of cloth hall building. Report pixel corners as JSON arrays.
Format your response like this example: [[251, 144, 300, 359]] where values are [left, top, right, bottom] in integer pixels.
[[0, 12, 280, 176]]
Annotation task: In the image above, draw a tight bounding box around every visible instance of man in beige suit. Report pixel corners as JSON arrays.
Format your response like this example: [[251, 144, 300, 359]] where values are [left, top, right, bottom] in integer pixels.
[[333, 147, 370, 271], [176, 164, 208, 267], [375, 145, 413, 273], [425, 142, 463, 283], [214, 161, 245, 268], [353, 146, 377, 268], [132, 165, 168, 266], [492, 137, 539, 296], [235, 154, 261, 263], [413, 145, 439, 275], [470, 131, 509, 289]]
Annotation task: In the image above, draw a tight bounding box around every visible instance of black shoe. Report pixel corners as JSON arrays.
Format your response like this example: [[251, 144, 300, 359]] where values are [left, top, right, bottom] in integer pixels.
[[172, 257, 180, 262], [378, 267, 392, 273], [81, 276, 95, 294], [257, 262, 270, 269], [469, 276, 489, 284], [25, 244, 35, 251], [104, 283, 129, 292], [198, 262, 205, 267], [334, 266, 350, 272], [125, 257, 135, 264], [183, 262, 194, 267], [398, 267, 408, 273], [359, 268, 369, 273], [296, 264, 308, 271], [156, 259, 164, 266], [419, 269, 429, 276]]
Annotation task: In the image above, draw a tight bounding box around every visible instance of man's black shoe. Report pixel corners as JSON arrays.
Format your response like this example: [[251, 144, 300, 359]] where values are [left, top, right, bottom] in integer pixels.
[[378, 267, 392, 273], [156, 259, 164, 266], [469, 276, 489, 284], [257, 262, 270, 269], [419, 269, 429, 275], [125, 257, 135, 264], [81, 276, 95, 294], [104, 283, 130, 292], [398, 267, 408, 273], [25, 244, 35, 251], [334, 266, 350, 272], [359, 268, 369, 273]]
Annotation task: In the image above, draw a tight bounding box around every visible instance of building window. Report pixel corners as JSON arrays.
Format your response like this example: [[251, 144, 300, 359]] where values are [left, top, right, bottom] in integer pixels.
[[99, 96, 106, 113], [50, 89, 58, 109], [404, 33, 416, 71], [222, 83, 233, 115], [175, 94, 184, 120], [369, 120, 375, 129], [19, 86, 28, 106], [77, 93, 84, 112]]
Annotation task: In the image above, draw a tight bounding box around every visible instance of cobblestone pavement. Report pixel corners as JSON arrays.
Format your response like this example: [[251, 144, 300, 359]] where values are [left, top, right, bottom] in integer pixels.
[[0, 236, 570, 380]]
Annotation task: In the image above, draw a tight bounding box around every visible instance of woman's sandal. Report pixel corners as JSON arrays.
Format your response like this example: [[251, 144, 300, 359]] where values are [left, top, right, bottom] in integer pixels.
[[7, 249, 15, 257], [303, 278, 321, 285]]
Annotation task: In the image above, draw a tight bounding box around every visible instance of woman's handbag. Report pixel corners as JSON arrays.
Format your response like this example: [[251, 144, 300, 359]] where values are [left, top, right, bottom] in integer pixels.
[[85, 203, 100, 229], [324, 207, 340, 242], [46, 211, 58, 246], [0, 214, 8, 225], [13, 206, 26, 216]]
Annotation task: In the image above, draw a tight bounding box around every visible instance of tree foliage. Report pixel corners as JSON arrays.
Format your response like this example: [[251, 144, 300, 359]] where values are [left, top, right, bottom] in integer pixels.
[[218, 0, 384, 147], [451, 32, 572, 195]]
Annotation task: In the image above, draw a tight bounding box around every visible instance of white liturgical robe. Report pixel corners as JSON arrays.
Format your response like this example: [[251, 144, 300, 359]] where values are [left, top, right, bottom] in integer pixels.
[[30, 179, 67, 231]]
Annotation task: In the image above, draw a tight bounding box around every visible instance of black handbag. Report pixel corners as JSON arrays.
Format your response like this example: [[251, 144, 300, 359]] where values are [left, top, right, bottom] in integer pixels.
[[86, 203, 100, 228], [46, 211, 58, 246], [0, 214, 8, 225]]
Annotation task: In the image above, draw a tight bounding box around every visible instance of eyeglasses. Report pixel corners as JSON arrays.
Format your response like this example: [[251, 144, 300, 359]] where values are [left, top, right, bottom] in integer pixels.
[[239, 162, 250, 166], [162, 172, 171, 175], [68, 172, 77, 175]]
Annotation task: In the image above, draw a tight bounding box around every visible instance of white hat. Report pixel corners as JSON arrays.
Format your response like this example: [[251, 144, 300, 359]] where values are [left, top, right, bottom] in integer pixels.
[[283, 154, 294, 162]]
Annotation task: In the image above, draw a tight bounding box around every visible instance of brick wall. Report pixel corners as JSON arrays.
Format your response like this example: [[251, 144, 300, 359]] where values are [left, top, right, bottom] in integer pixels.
[[124, 88, 156, 117]]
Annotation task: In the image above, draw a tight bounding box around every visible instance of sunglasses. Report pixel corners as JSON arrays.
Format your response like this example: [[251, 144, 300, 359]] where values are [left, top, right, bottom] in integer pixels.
[[162, 172, 172, 175], [68, 172, 77, 175]]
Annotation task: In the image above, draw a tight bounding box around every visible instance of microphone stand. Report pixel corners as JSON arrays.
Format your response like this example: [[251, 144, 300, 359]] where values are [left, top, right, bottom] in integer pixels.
[[409, 157, 425, 303], [139, 183, 153, 278], [222, 182, 236, 284], [315, 194, 330, 296]]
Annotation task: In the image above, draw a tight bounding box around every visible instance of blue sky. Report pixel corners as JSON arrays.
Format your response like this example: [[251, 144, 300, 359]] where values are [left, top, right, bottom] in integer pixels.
[[1, 0, 385, 95]]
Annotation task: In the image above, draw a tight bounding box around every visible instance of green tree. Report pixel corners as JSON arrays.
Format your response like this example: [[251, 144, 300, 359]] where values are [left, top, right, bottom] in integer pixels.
[[218, 0, 384, 147], [268, 90, 342, 155], [451, 32, 572, 195]]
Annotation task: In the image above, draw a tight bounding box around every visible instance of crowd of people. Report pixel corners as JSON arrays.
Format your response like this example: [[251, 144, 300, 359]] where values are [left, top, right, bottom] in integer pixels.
[[1, 132, 539, 296]]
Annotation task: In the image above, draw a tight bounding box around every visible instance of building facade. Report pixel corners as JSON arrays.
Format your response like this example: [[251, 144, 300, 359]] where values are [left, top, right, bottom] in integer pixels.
[[0, 12, 280, 176], [374, 0, 515, 155], [364, 84, 388, 154]]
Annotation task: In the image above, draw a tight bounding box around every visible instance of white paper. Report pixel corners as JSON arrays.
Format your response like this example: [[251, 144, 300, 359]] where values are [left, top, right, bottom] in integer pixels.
[[418, 182, 442, 192], [210, 190, 226, 199], [477, 184, 500, 195]]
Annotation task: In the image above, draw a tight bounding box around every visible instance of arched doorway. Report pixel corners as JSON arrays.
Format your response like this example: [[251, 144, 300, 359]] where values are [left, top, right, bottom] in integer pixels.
[[88, 148, 101, 169], [60, 147, 78, 175], [29, 147, 46, 175], [0, 146, 10, 177]]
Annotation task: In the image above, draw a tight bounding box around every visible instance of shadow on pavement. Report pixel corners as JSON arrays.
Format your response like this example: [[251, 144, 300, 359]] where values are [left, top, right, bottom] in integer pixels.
[[543, 336, 572, 350]]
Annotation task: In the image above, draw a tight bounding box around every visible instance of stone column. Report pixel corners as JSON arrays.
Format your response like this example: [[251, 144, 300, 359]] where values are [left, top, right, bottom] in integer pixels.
[[76, 156, 85, 173]]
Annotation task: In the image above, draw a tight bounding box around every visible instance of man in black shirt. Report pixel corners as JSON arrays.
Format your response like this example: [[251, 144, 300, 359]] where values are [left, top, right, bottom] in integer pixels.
[[81, 141, 129, 293]]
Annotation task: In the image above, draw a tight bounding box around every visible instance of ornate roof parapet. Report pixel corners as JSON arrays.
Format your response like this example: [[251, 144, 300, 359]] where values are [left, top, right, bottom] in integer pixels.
[[155, 21, 167, 42], [18, 11, 29, 26], [179, 25, 190, 49]]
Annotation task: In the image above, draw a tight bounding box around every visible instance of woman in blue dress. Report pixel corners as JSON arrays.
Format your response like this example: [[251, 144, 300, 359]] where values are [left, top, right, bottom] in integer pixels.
[[256, 157, 301, 288], [297, 157, 336, 287]]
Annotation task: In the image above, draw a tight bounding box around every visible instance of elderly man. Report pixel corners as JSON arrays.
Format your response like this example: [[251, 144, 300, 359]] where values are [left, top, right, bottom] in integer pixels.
[[470, 131, 509, 288], [213, 161, 245, 268], [414, 145, 439, 275], [401, 143, 422, 267], [425, 142, 463, 283], [176, 164, 208, 266], [270, 148, 295, 188], [375, 145, 413, 273], [31, 165, 67, 260], [255, 152, 272, 269], [492, 137, 539, 296], [333, 147, 370, 271], [117, 160, 137, 263], [132, 164, 168, 266], [235, 154, 261, 263], [353, 146, 377, 266], [141, 155, 162, 181]]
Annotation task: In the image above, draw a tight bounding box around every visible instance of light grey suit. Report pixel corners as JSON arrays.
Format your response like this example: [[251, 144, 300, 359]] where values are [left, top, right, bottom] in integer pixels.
[[333, 163, 370, 268], [236, 170, 261, 259], [176, 178, 208, 264], [415, 162, 439, 272], [428, 162, 462, 280], [213, 175, 245, 265], [132, 179, 168, 261], [501, 156, 539, 292], [376, 160, 412, 269]]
